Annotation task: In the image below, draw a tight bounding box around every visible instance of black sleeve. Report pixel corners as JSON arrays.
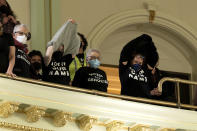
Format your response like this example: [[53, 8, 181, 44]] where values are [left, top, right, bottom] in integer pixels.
[[140, 82, 151, 98], [72, 67, 83, 87], [6, 33, 14, 46], [119, 42, 134, 64], [102, 71, 108, 92], [63, 54, 73, 66]]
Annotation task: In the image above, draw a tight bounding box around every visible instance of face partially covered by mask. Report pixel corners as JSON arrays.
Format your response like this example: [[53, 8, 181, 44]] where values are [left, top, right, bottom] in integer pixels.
[[16, 35, 27, 44], [88, 59, 101, 68], [13, 25, 30, 44], [131, 54, 144, 71], [30, 55, 42, 71], [32, 62, 41, 70], [87, 50, 101, 68]]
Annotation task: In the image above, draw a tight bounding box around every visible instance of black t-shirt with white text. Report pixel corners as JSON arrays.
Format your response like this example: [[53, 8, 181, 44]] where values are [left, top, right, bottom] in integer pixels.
[[120, 66, 151, 98], [13, 48, 31, 78], [42, 54, 73, 85], [72, 67, 108, 92], [0, 33, 14, 73]]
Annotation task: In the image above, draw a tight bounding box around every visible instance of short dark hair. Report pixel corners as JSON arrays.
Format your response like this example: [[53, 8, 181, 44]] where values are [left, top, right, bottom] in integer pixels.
[[78, 32, 88, 51], [28, 50, 43, 59]]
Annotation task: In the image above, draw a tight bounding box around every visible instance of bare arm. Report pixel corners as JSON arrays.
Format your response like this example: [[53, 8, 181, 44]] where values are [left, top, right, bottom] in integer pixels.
[[44, 45, 53, 66], [6, 46, 16, 77]]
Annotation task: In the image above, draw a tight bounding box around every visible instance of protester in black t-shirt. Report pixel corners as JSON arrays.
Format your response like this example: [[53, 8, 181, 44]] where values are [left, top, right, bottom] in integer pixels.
[[43, 19, 80, 85], [120, 53, 161, 98], [0, 15, 15, 77], [0, 25, 15, 77], [72, 49, 108, 92], [12, 24, 31, 78], [42, 45, 73, 85], [28, 50, 43, 80], [119, 34, 161, 98]]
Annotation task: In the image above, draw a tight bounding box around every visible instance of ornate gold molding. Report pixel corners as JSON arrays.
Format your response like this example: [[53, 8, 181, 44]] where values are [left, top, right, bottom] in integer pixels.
[[160, 128, 176, 131], [0, 102, 19, 118], [105, 121, 124, 131], [53, 111, 72, 127], [129, 125, 151, 131], [76, 115, 97, 131], [0, 121, 52, 131], [25, 106, 46, 123]]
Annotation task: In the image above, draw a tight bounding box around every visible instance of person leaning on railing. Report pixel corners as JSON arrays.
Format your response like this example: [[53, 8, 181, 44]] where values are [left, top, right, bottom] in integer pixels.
[[0, 14, 15, 77], [72, 49, 108, 92], [12, 24, 31, 78]]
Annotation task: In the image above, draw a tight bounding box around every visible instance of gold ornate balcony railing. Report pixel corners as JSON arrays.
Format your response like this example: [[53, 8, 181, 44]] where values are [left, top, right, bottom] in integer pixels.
[[0, 73, 197, 130], [0, 73, 197, 110], [158, 77, 197, 109]]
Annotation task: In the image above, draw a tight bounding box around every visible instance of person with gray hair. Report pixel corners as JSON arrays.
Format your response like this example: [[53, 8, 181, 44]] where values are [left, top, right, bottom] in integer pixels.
[[72, 49, 108, 92], [12, 23, 31, 78]]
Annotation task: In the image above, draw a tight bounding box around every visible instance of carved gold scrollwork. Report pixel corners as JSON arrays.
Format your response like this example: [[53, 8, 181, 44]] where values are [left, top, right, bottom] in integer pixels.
[[0, 102, 19, 118], [160, 128, 176, 131], [25, 106, 46, 123], [129, 125, 151, 131], [76, 115, 97, 131], [106, 121, 124, 131], [53, 111, 72, 127], [0, 121, 53, 131]]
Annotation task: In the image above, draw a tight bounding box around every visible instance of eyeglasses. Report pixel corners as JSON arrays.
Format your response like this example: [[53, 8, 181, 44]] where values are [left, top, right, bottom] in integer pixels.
[[87, 56, 100, 60], [15, 31, 31, 40]]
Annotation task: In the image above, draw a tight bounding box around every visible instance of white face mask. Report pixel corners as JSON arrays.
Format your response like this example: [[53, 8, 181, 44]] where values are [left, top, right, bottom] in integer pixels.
[[16, 35, 27, 44]]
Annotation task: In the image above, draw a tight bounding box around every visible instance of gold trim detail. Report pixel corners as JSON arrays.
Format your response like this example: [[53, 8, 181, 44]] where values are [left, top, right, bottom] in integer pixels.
[[129, 125, 150, 131], [105, 121, 124, 131], [0, 102, 19, 118], [53, 111, 72, 127], [0, 121, 53, 131], [25, 106, 46, 123], [160, 128, 176, 131], [76, 115, 97, 131]]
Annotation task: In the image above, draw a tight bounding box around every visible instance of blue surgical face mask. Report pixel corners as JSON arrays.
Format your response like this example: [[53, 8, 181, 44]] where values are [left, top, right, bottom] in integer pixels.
[[88, 59, 100, 68], [132, 64, 141, 71]]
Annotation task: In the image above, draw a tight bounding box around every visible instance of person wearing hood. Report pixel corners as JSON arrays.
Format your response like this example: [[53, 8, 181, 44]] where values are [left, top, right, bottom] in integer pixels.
[[12, 24, 31, 78], [0, 15, 15, 77], [42, 19, 80, 85], [72, 49, 108, 92], [119, 34, 161, 98]]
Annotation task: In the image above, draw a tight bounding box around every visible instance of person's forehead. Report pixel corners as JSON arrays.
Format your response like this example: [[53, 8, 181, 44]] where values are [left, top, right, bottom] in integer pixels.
[[32, 55, 41, 60], [17, 26, 28, 33], [90, 51, 100, 56]]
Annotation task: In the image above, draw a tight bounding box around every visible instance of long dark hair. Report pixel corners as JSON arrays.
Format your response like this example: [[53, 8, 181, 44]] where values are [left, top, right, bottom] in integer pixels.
[[6, 1, 16, 18], [78, 32, 88, 51], [0, 1, 16, 18]]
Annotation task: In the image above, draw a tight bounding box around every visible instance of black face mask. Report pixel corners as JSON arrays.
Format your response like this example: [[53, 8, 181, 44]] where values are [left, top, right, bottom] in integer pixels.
[[32, 62, 41, 71]]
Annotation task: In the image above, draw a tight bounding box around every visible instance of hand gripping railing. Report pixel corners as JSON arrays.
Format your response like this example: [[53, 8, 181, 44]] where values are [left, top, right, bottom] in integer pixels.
[[158, 77, 197, 109], [0, 73, 197, 110]]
